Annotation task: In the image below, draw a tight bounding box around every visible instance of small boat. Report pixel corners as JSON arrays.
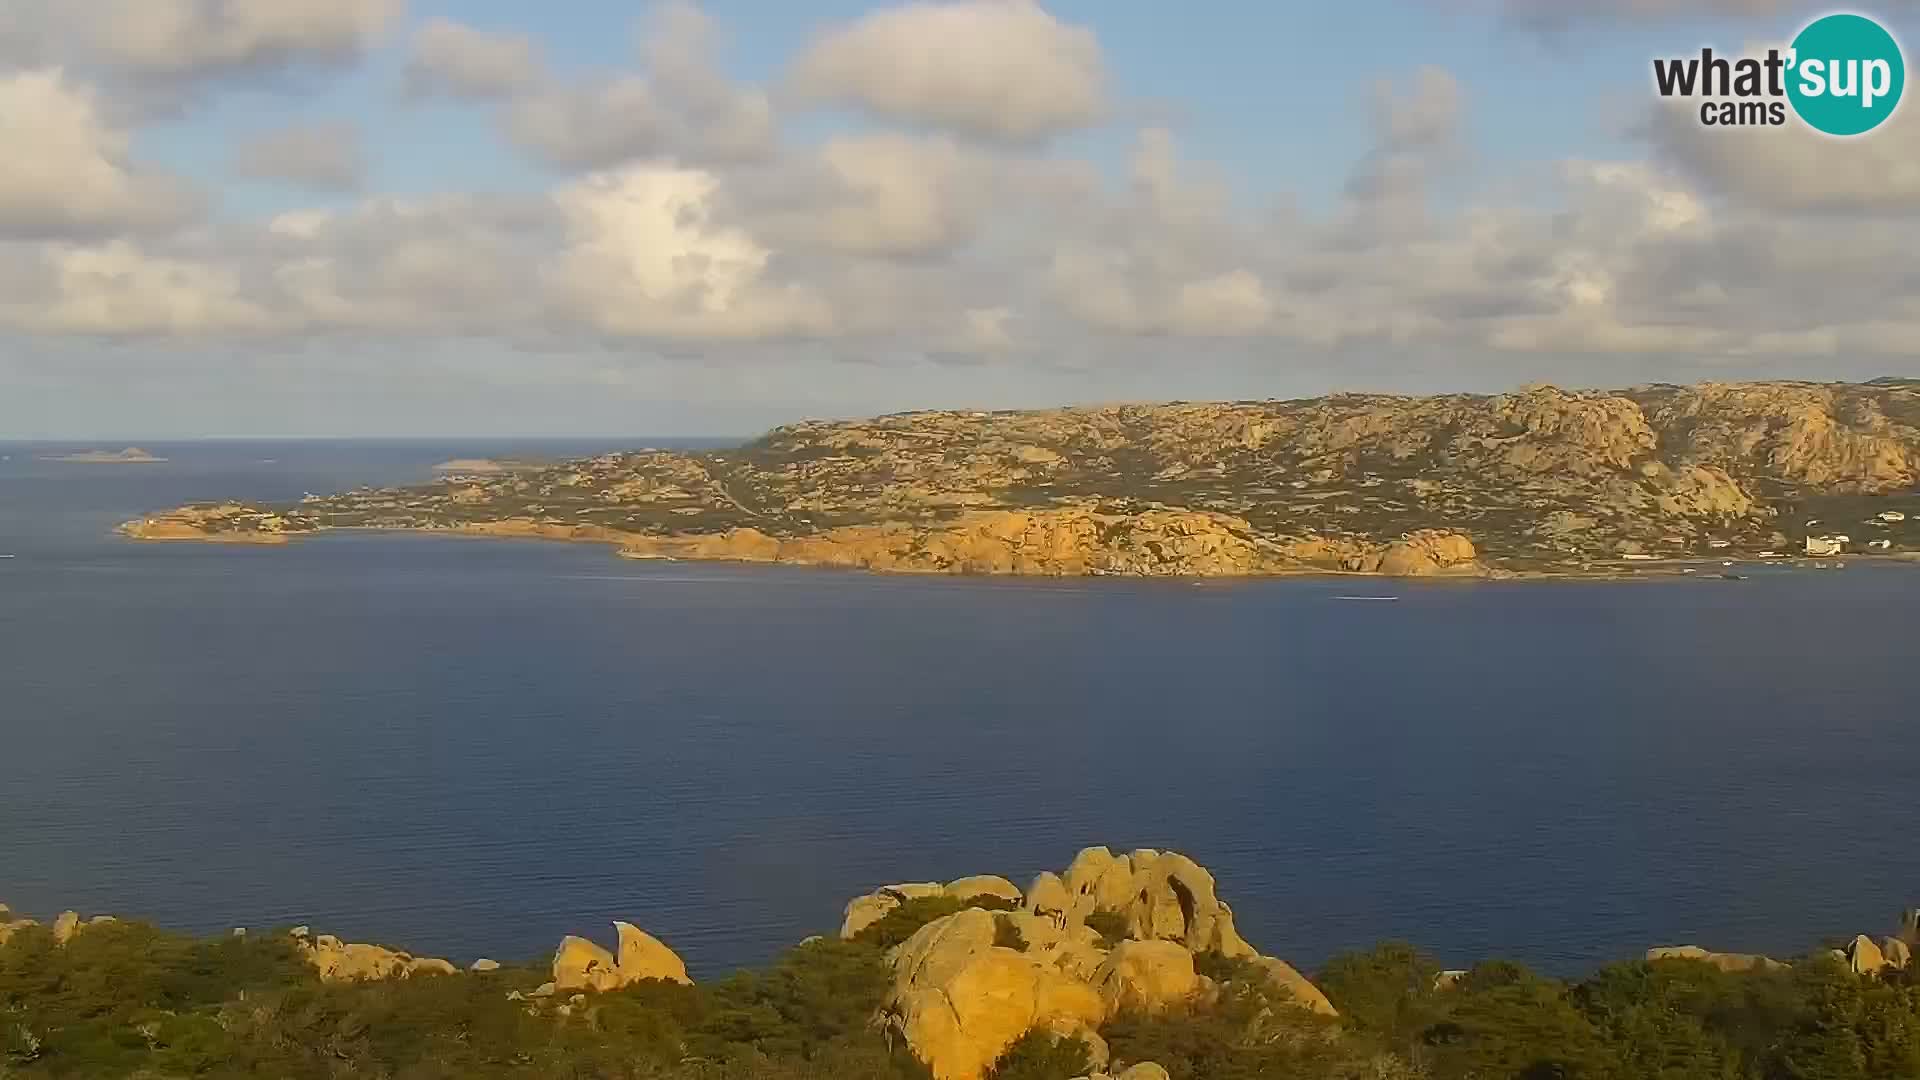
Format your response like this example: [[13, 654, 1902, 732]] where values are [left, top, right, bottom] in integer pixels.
[[1718, 572, 1748, 580], [1334, 595, 1400, 602], [0, 554, 14, 559]]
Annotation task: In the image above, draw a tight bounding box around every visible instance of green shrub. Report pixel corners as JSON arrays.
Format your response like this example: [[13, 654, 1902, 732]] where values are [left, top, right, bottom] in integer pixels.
[[993, 915, 1026, 952], [852, 896, 1015, 952], [1316, 941, 1444, 1047], [1104, 982, 1391, 1080], [987, 1029, 1092, 1080], [1419, 969, 1621, 1080], [1191, 951, 1266, 986], [1083, 912, 1129, 948], [692, 938, 893, 1061]]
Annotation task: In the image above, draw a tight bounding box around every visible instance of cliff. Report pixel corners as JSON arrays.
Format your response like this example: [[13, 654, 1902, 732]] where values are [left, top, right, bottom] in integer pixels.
[[121, 380, 1920, 576]]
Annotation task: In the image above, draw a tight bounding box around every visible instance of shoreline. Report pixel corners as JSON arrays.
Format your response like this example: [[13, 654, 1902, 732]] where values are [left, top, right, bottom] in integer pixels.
[[114, 517, 1919, 582], [117, 518, 1534, 580]]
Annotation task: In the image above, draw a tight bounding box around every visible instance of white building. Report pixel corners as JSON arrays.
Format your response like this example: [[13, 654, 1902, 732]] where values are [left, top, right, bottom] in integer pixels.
[[1805, 535, 1846, 557]]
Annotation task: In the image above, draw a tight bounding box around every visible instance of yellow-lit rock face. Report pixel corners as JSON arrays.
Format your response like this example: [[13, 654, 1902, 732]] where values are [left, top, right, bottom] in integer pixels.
[[615, 921, 692, 985], [1645, 945, 1785, 973], [554, 923, 694, 992], [874, 848, 1339, 1080], [553, 934, 623, 992], [947, 875, 1024, 904], [1093, 940, 1197, 1016], [1254, 956, 1340, 1016], [300, 931, 456, 984], [1849, 934, 1888, 976], [888, 909, 1107, 1080]]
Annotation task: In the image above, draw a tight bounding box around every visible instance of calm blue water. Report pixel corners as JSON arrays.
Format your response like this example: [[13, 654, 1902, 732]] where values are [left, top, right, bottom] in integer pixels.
[[1, 440, 1915, 980]]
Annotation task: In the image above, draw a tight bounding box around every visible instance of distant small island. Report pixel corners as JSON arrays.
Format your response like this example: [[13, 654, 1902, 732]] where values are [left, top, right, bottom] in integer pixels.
[[431, 458, 548, 475], [120, 379, 1920, 578], [46, 447, 167, 464]]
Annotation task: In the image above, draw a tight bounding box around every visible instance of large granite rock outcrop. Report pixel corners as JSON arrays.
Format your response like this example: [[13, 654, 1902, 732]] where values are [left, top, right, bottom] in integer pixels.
[[886, 907, 1106, 1080], [1645, 945, 1786, 973], [865, 847, 1335, 1080], [554, 921, 692, 991], [296, 928, 457, 983]]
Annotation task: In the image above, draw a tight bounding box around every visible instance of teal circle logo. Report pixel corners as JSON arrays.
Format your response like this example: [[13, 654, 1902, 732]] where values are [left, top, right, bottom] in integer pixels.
[[1787, 13, 1905, 136]]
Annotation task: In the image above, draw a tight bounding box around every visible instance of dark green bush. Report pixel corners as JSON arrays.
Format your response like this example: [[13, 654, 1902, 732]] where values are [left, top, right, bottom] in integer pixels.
[[1419, 968, 1621, 1080], [993, 915, 1026, 952], [1191, 951, 1265, 986], [692, 937, 894, 1061], [986, 1029, 1092, 1080], [1317, 940, 1444, 1048], [1104, 981, 1385, 1080], [851, 895, 1015, 952], [1083, 912, 1128, 948]]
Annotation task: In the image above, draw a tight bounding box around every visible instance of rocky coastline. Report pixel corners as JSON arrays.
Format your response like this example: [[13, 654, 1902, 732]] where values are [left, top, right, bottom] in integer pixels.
[[116, 380, 1920, 580]]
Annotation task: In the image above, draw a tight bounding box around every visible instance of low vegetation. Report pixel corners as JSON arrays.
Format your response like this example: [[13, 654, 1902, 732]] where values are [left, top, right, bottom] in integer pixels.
[[0, 922, 927, 1080], [5, 921, 1920, 1078], [849, 894, 1017, 953]]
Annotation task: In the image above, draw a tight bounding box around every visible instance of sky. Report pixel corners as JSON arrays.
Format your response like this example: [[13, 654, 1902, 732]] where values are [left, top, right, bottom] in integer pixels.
[[3, 1, 1920, 438]]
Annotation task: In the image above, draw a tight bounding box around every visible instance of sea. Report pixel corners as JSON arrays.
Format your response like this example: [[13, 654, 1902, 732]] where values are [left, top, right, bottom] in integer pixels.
[[1, 439, 1915, 979]]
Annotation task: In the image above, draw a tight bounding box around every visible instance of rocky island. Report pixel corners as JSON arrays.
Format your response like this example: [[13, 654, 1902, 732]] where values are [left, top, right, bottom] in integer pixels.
[[431, 457, 550, 475], [121, 380, 1920, 577], [5, 848, 1918, 1079], [46, 447, 167, 464]]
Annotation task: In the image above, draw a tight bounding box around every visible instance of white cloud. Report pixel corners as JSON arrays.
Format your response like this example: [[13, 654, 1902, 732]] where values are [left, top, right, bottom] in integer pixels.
[[813, 133, 981, 256], [0, 68, 197, 237], [504, 76, 664, 171], [86, 0, 404, 79], [1048, 250, 1277, 338], [956, 305, 1015, 352], [1131, 128, 1232, 230], [502, 5, 774, 171], [639, 1, 776, 162], [403, 18, 542, 100], [789, 0, 1104, 141], [0, 241, 272, 335], [261, 195, 547, 334], [231, 121, 363, 192], [1172, 270, 1274, 336], [545, 166, 833, 340], [6, 26, 1920, 393], [1645, 98, 1920, 211]]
